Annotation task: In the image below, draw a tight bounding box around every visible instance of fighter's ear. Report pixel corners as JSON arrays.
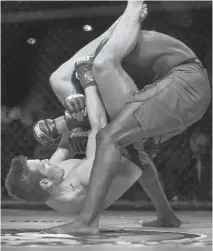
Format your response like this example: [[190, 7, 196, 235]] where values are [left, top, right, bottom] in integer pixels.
[[40, 179, 53, 189]]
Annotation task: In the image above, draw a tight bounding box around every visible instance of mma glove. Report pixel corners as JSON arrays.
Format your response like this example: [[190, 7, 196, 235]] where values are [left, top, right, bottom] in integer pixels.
[[68, 128, 90, 154], [33, 119, 60, 146], [64, 108, 90, 131], [64, 94, 86, 122], [74, 56, 96, 90]]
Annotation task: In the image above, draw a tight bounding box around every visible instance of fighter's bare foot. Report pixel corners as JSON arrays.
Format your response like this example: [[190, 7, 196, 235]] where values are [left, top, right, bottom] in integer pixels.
[[141, 4, 148, 22], [40, 220, 100, 235], [142, 215, 181, 228], [128, 0, 146, 19]]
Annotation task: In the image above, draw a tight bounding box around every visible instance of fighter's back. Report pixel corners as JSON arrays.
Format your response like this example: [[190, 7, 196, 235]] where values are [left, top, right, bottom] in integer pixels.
[[123, 30, 197, 87]]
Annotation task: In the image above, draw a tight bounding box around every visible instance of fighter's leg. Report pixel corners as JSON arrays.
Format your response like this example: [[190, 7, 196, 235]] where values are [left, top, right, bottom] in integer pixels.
[[134, 151, 181, 227], [88, 2, 180, 227], [33, 2, 146, 146], [92, 58, 181, 226], [79, 0, 146, 226], [93, 2, 147, 119], [95, 1, 147, 63]]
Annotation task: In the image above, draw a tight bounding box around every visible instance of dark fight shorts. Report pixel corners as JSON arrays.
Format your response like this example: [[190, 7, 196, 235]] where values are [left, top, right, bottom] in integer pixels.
[[128, 60, 211, 144]]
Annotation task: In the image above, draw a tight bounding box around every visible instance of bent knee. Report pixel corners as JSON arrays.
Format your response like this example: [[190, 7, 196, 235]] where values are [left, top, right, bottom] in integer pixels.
[[197, 80, 211, 115], [96, 128, 117, 145], [203, 85, 211, 107], [93, 55, 118, 75], [49, 73, 60, 88]]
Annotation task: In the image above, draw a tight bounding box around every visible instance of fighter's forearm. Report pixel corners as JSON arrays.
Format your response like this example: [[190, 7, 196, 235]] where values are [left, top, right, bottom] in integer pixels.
[[49, 78, 78, 105], [49, 147, 72, 166], [49, 132, 75, 165], [85, 86, 107, 131], [78, 1, 145, 227], [84, 86, 107, 159]]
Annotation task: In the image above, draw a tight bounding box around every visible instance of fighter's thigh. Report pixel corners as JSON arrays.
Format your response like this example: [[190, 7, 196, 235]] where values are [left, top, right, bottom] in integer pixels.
[[131, 64, 210, 142], [100, 101, 145, 147], [93, 63, 138, 120]]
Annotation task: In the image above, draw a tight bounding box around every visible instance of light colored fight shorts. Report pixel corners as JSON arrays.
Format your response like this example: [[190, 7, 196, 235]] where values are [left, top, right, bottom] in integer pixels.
[[129, 62, 211, 145]]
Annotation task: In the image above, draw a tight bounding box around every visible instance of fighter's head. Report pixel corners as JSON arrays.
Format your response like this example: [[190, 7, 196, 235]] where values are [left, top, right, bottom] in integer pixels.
[[189, 131, 211, 159], [5, 156, 65, 203]]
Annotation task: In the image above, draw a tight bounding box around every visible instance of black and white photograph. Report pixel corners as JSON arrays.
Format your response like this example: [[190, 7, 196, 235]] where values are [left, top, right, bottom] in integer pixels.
[[1, 1, 212, 250]]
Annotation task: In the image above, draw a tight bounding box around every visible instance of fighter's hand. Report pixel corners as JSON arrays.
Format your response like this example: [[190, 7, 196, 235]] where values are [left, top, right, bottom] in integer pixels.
[[33, 119, 60, 146], [68, 128, 90, 154], [64, 94, 86, 122]]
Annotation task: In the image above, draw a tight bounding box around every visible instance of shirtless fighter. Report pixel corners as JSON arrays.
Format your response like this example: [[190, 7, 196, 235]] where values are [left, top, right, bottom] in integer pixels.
[[6, 4, 167, 223], [32, 3, 182, 228], [6, 88, 142, 216], [39, 0, 210, 234]]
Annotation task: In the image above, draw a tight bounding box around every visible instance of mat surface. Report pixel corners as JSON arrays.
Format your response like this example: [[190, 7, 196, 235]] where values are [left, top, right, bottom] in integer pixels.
[[1, 209, 212, 251]]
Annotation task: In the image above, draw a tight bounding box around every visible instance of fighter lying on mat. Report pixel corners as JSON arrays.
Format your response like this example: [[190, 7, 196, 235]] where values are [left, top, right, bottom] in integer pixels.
[[5, 4, 172, 226], [36, 0, 209, 234], [5, 5, 161, 220], [33, 3, 183, 229], [5, 5, 149, 217], [5, 93, 142, 216], [6, 1, 210, 233]]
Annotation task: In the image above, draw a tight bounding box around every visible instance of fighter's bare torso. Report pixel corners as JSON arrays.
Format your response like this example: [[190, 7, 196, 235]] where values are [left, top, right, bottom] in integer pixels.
[[122, 30, 196, 88], [45, 30, 197, 215], [46, 157, 142, 215]]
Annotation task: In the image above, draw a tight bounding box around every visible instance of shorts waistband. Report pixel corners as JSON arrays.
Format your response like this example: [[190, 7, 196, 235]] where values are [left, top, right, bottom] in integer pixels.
[[178, 58, 205, 70]]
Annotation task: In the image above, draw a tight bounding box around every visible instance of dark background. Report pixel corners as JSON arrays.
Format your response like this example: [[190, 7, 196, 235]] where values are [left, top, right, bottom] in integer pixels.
[[1, 1, 212, 203]]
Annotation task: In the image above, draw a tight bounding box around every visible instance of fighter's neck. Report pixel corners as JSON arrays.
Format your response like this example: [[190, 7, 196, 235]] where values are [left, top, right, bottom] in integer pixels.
[[58, 159, 81, 176]]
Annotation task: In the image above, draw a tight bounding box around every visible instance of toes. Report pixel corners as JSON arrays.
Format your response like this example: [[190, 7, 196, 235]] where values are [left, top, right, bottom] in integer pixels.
[[39, 231, 46, 234], [141, 11, 148, 20], [39, 228, 60, 234], [141, 6, 148, 18], [142, 220, 153, 227], [141, 219, 163, 227], [143, 8, 148, 14], [142, 3, 147, 9], [40, 231, 51, 234], [142, 222, 147, 227]]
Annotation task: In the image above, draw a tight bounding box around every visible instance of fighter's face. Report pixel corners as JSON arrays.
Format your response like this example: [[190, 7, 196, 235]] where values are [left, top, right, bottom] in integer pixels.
[[27, 159, 65, 184], [189, 133, 210, 159]]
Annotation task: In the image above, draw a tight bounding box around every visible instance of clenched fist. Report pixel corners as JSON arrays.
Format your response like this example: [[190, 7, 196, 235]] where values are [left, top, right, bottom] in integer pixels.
[[64, 94, 87, 122], [68, 128, 90, 154]]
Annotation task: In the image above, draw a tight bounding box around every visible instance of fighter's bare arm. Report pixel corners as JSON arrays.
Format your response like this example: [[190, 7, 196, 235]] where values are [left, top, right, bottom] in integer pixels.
[[49, 84, 107, 166], [65, 85, 107, 185], [84, 85, 107, 160], [50, 16, 122, 105], [48, 85, 107, 165], [49, 131, 75, 166]]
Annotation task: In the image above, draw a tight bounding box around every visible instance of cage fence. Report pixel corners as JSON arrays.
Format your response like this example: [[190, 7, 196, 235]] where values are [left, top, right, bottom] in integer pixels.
[[1, 2, 212, 207]]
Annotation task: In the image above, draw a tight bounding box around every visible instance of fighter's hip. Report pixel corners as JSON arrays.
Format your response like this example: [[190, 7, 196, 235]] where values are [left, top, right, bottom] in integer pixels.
[[128, 60, 210, 143]]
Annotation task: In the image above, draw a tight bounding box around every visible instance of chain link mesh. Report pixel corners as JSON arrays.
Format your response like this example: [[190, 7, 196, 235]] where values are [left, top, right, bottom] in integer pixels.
[[1, 3, 212, 205]]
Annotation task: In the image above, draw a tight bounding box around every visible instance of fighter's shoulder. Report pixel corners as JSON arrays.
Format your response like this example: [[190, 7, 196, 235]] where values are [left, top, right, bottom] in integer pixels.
[[58, 158, 82, 171], [61, 157, 90, 170], [76, 157, 92, 169]]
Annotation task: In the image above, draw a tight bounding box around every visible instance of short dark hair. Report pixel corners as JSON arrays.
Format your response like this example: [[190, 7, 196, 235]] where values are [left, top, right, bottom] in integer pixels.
[[5, 155, 50, 203]]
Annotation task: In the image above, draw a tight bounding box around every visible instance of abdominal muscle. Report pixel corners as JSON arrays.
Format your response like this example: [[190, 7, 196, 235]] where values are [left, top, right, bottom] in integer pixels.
[[46, 157, 142, 215]]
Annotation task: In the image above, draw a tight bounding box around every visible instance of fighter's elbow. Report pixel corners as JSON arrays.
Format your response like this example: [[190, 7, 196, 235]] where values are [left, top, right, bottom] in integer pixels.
[[91, 117, 107, 132], [92, 122, 106, 133], [49, 73, 59, 86], [49, 73, 63, 91], [92, 59, 104, 74]]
